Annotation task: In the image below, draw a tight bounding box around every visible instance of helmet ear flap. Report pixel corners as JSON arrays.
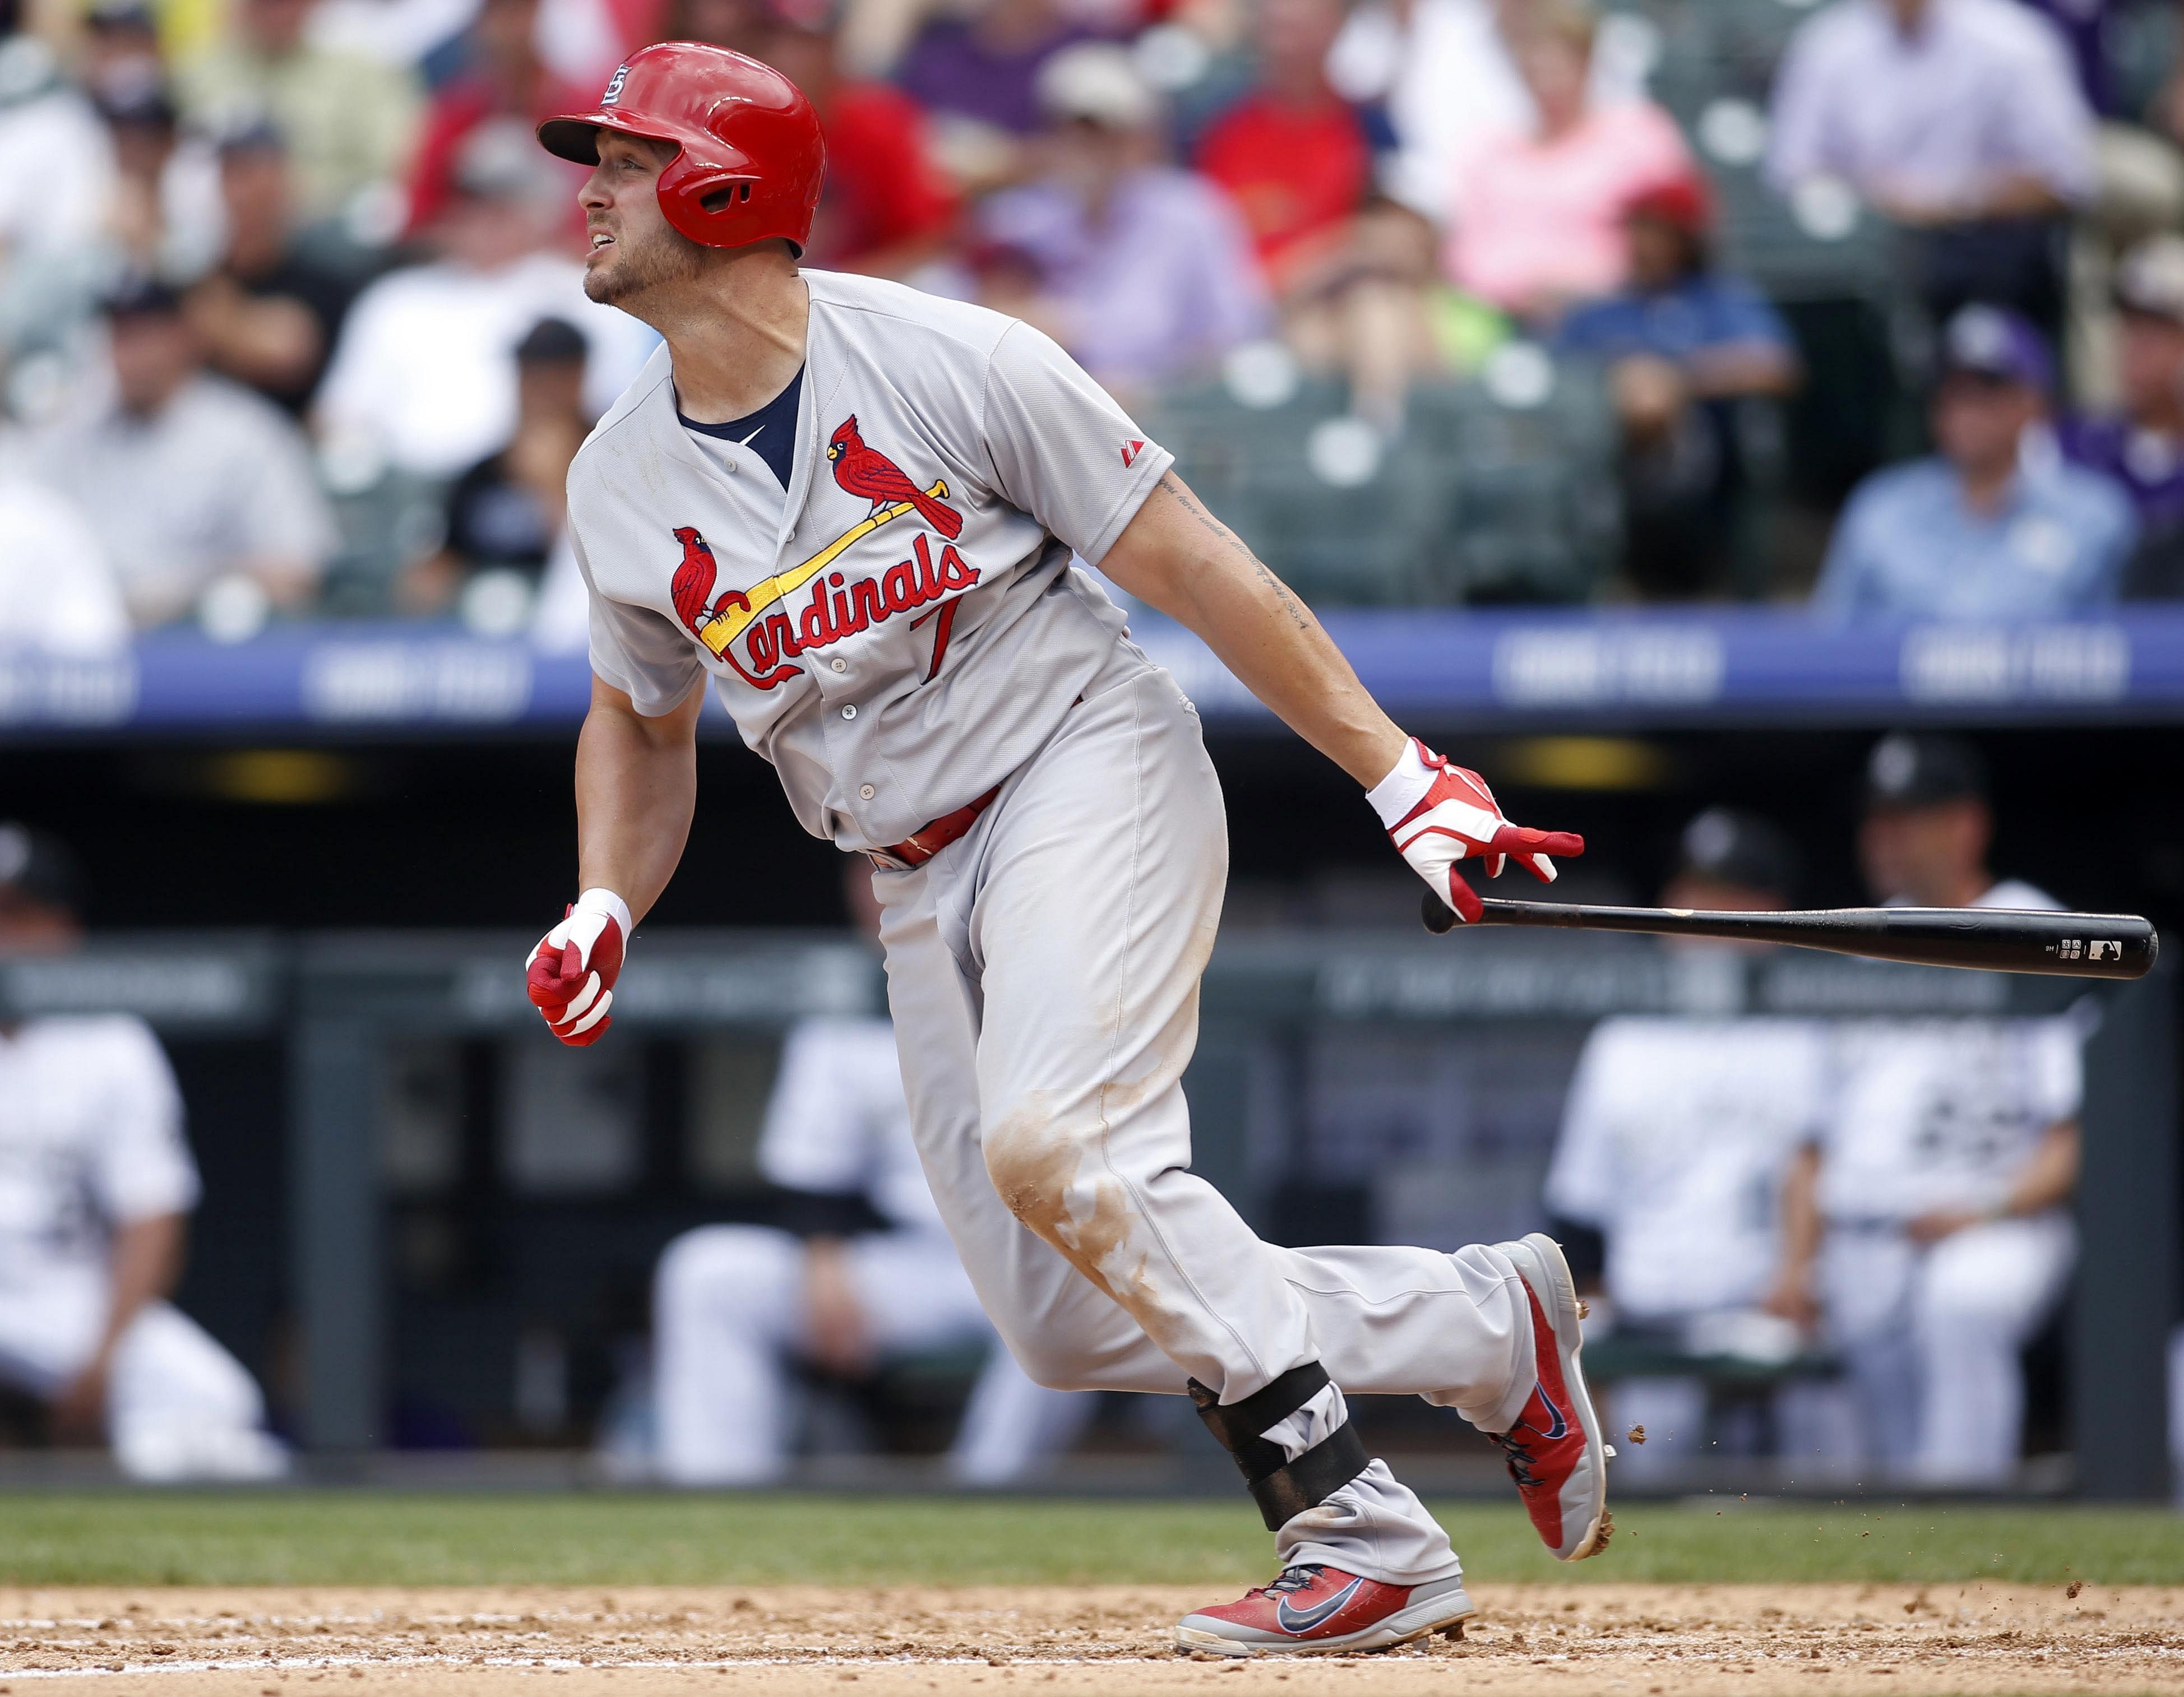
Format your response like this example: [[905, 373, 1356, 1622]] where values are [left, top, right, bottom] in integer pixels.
[[656, 146, 766, 244]]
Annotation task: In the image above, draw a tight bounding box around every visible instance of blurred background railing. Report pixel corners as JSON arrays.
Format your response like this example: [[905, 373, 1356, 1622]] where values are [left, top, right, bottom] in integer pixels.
[[1, 924, 2170, 1497], [6, 605, 2184, 734]]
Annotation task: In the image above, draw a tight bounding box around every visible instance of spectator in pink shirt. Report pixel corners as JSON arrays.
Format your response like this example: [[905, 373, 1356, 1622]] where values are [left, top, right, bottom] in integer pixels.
[[1440, 0, 1693, 324]]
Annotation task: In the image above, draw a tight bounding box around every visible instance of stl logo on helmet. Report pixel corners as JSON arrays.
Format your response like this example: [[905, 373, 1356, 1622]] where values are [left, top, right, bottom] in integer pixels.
[[599, 63, 630, 105], [669, 418, 975, 691]]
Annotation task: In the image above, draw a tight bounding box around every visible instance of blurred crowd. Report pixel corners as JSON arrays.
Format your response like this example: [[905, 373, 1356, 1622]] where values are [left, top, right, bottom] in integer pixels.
[[9, 0, 2184, 645]]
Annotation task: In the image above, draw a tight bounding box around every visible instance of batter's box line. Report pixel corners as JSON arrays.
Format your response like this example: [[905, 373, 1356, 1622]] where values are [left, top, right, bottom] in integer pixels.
[[0, 1652, 1201, 1679]]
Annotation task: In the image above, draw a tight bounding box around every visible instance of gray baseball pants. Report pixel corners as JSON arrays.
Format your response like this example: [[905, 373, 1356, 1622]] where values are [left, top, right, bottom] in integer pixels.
[[872, 647, 1535, 1584]]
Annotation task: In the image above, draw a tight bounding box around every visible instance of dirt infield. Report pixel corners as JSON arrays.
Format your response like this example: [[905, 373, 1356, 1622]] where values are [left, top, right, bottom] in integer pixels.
[[2, 1583, 2180, 1695]]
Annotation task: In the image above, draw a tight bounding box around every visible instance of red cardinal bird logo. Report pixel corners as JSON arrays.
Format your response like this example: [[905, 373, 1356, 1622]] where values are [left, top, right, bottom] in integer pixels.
[[826, 416, 963, 539], [670, 524, 744, 636]]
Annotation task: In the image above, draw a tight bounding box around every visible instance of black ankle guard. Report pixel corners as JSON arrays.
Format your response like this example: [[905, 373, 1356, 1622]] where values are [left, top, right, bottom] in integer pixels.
[[1188, 1362, 1372, 1532]]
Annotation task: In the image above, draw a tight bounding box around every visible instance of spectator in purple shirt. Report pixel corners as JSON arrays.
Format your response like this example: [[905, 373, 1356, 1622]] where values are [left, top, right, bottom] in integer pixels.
[[2062, 234, 2184, 597], [973, 43, 1270, 398], [896, 0, 1099, 140], [2018, 0, 2112, 115], [1768, 0, 2097, 347]]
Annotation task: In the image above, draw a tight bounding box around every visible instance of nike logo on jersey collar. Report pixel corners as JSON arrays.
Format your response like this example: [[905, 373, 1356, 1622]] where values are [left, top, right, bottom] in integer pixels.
[[1275, 1577, 1364, 1634]]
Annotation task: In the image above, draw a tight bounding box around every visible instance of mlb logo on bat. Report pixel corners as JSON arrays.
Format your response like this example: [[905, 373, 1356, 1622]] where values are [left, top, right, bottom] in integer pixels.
[[2091, 939, 2123, 961]]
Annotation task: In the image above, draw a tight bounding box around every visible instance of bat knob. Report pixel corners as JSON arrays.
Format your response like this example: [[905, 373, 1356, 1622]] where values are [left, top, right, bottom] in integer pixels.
[[1421, 890, 1460, 935]]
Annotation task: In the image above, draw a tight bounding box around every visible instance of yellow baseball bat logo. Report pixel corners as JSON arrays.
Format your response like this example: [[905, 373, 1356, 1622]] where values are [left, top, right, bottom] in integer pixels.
[[697, 481, 950, 659]]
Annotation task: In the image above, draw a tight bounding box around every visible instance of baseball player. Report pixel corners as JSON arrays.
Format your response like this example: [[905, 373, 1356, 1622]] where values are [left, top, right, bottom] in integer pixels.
[[1771, 734, 2081, 1485], [522, 43, 1608, 1657], [654, 868, 1095, 1484], [1544, 808, 1828, 1482], [0, 826, 287, 1481]]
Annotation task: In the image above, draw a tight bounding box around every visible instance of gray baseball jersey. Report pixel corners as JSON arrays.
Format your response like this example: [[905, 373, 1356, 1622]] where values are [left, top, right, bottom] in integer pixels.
[[567, 270, 1175, 852]]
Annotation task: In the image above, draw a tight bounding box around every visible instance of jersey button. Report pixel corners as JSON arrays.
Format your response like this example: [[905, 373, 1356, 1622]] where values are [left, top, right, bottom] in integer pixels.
[[859, 784, 875, 800], [841, 704, 857, 720], [830, 657, 846, 672]]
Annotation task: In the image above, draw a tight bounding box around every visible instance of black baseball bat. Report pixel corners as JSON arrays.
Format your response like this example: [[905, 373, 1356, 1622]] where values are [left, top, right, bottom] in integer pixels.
[[1420, 891, 2157, 980]]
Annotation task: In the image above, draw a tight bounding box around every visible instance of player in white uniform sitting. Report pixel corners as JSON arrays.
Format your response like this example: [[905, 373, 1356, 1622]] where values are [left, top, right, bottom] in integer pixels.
[[0, 826, 286, 1480], [1772, 735, 2081, 1486], [1545, 808, 1827, 1481], [654, 869, 1093, 1483]]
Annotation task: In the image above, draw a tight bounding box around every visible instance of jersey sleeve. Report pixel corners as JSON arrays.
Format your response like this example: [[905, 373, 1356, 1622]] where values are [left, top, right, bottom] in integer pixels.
[[979, 320, 1175, 565], [1711, 280, 1794, 352], [2000, 17, 2097, 202], [1788, 1021, 1831, 1148], [756, 1020, 877, 1196], [86, 1020, 200, 1225], [2084, 477, 2139, 604], [313, 285, 396, 445], [2025, 1016, 2084, 1126], [1543, 1026, 1623, 1228], [236, 404, 340, 573], [1762, 18, 1835, 191], [1811, 482, 1883, 616], [569, 519, 706, 717]]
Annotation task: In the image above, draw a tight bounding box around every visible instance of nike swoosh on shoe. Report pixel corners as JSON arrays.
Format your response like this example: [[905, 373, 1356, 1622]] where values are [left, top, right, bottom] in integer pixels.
[[1275, 1577, 1364, 1634]]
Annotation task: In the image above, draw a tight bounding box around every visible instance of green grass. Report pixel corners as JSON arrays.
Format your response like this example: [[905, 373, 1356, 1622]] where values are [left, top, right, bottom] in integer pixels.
[[2, 1494, 2181, 1588]]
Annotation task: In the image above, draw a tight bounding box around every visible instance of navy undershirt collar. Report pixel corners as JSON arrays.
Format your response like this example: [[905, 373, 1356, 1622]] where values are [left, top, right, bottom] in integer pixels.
[[679, 365, 802, 492]]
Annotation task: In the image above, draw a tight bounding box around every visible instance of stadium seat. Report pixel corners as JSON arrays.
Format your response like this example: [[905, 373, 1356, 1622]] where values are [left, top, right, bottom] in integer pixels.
[[1639, 0, 1811, 125], [1407, 353, 1622, 604], [2105, 1, 2178, 120], [1146, 363, 1455, 605], [1623, 0, 1901, 304], [320, 471, 454, 619], [1151, 349, 1625, 606]]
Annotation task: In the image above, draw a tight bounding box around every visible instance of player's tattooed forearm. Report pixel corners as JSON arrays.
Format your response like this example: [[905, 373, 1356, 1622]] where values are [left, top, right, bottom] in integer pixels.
[[1160, 472, 1233, 546], [1252, 560, 1315, 632], [1160, 473, 1315, 632]]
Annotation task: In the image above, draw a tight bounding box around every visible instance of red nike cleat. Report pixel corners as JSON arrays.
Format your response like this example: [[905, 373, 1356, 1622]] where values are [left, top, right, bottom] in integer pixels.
[[1493, 1232, 1612, 1561], [1174, 1564, 1473, 1658]]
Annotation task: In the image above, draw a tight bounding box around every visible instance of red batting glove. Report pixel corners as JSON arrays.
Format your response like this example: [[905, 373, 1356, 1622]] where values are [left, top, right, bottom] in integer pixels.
[[525, 888, 632, 1045], [1371, 738, 1584, 924]]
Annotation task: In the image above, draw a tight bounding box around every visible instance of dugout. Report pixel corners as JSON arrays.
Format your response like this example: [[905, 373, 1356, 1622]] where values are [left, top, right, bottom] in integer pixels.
[[3, 610, 2182, 1491], [0, 921, 2170, 1497]]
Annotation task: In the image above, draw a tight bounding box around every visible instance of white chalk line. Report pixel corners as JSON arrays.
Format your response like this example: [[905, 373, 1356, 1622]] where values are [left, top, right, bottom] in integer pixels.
[[6, 1643, 2184, 1681], [0, 1653, 1185, 1680]]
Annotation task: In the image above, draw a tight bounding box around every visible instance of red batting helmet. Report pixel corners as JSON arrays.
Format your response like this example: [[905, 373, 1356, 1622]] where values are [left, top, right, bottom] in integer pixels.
[[536, 43, 826, 254]]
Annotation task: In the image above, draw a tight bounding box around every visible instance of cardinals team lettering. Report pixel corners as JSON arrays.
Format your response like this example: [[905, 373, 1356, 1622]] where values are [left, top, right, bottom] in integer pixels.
[[671, 418, 977, 690]]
